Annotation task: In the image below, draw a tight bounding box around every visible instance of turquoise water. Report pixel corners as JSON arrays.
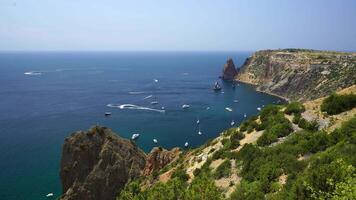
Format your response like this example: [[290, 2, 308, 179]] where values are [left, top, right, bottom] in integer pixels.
[[0, 52, 283, 199]]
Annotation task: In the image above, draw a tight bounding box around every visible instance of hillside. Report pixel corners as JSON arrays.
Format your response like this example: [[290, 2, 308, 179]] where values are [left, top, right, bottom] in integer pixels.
[[116, 86, 356, 200], [236, 49, 356, 101]]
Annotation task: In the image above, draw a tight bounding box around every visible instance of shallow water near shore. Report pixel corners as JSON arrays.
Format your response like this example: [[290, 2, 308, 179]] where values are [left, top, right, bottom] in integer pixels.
[[0, 51, 284, 199]]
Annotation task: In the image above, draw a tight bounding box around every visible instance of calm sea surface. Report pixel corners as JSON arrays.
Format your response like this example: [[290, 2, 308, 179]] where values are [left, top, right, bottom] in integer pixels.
[[0, 52, 283, 199]]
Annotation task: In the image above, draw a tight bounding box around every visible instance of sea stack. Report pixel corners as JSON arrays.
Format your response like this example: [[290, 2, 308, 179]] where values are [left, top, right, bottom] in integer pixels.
[[221, 58, 238, 81]]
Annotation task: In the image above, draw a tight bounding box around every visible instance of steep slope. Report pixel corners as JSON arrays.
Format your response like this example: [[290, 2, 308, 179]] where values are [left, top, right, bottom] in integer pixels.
[[236, 49, 356, 101], [117, 86, 356, 200], [60, 126, 146, 200]]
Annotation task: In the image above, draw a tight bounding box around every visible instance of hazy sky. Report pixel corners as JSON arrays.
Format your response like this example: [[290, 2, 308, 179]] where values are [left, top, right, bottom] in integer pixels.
[[1, 0, 355, 51]]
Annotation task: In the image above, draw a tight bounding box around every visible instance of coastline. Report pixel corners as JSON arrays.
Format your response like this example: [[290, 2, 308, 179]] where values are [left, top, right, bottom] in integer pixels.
[[235, 79, 290, 103]]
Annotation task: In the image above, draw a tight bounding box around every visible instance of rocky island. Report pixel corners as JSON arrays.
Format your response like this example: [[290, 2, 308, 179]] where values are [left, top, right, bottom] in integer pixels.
[[221, 58, 238, 81]]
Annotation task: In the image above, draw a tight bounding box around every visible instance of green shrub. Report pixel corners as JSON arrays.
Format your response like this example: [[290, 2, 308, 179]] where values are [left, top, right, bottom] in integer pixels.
[[257, 132, 278, 146], [321, 93, 356, 115], [285, 102, 305, 115], [230, 180, 264, 200], [193, 168, 201, 177], [171, 167, 190, 182], [298, 118, 319, 131], [214, 160, 232, 179], [292, 112, 302, 124]]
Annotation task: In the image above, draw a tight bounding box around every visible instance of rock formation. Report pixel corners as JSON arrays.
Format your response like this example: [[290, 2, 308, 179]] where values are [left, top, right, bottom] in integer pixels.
[[143, 147, 181, 176], [236, 49, 356, 101], [60, 126, 146, 200], [221, 58, 238, 81]]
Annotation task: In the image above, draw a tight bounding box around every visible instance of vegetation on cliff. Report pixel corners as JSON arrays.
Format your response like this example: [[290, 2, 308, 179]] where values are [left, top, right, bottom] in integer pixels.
[[321, 93, 356, 115], [116, 91, 356, 200]]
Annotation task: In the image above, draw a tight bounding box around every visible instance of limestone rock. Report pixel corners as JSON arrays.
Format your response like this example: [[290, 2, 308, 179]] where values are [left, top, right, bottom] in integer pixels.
[[143, 147, 181, 176], [60, 126, 146, 200], [236, 49, 356, 101], [222, 58, 238, 81]]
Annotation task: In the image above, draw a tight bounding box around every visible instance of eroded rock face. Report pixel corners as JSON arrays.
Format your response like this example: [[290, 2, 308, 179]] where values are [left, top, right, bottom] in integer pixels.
[[143, 147, 181, 176], [222, 58, 238, 81], [236, 49, 356, 101], [60, 126, 146, 200]]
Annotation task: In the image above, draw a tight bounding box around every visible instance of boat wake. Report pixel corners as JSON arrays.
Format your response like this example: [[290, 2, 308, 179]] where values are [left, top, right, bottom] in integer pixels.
[[24, 71, 42, 76], [143, 95, 153, 100], [107, 103, 165, 113], [128, 91, 146, 95]]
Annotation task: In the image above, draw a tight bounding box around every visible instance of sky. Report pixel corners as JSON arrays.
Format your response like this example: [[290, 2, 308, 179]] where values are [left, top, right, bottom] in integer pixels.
[[0, 0, 355, 51]]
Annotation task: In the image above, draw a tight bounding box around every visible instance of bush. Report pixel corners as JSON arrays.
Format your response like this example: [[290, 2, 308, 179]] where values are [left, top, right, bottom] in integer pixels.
[[193, 168, 201, 177], [269, 122, 293, 138], [298, 118, 319, 131], [285, 102, 305, 115], [292, 113, 302, 124], [214, 160, 232, 179], [321, 93, 356, 115], [171, 167, 190, 182], [257, 132, 278, 146]]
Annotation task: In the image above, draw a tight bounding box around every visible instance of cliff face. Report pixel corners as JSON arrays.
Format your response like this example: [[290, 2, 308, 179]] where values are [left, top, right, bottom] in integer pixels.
[[236, 49, 356, 101], [60, 126, 146, 200], [222, 58, 238, 81], [143, 147, 181, 176]]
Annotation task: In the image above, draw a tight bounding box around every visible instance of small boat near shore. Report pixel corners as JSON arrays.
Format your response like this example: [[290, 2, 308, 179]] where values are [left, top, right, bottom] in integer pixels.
[[257, 107, 262, 111], [131, 133, 140, 140], [46, 193, 54, 197], [153, 139, 158, 144], [184, 142, 189, 147], [231, 120, 235, 126]]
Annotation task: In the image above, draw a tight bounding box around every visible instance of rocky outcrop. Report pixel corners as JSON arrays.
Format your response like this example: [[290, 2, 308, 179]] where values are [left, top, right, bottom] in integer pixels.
[[60, 126, 146, 200], [221, 58, 238, 81], [143, 147, 181, 176], [236, 49, 356, 101]]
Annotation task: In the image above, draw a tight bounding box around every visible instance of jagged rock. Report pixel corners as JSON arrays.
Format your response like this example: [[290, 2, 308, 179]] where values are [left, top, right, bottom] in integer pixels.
[[222, 58, 238, 81], [143, 147, 181, 176], [236, 49, 356, 101], [60, 126, 146, 200]]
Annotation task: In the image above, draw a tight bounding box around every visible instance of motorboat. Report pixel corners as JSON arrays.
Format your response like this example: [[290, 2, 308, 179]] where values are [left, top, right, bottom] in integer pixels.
[[225, 107, 233, 112], [182, 104, 190, 109], [131, 133, 140, 140], [231, 120, 235, 126]]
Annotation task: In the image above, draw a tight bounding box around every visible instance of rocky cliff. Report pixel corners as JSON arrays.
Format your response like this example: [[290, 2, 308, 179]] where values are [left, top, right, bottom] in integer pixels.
[[60, 126, 146, 200], [221, 58, 238, 81], [143, 147, 181, 176], [236, 49, 356, 101]]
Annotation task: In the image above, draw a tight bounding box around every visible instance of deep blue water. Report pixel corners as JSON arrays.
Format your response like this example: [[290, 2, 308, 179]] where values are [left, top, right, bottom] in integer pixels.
[[0, 52, 283, 200]]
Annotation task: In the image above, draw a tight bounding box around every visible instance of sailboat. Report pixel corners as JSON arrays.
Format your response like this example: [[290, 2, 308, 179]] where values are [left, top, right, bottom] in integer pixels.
[[213, 81, 222, 91]]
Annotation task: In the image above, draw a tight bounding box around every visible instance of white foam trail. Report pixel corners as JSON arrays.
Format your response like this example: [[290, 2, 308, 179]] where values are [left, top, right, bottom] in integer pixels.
[[107, 103, 165, 113], [24, 71, 42, 76], [128, 91, 145, 95], [143, 95, 153, 100]]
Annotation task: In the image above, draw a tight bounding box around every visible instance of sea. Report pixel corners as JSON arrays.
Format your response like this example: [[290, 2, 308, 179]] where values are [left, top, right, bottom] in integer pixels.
[[0, 51, 283, 200]]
